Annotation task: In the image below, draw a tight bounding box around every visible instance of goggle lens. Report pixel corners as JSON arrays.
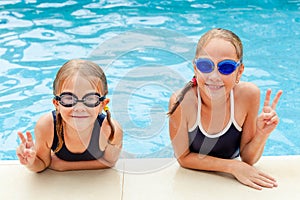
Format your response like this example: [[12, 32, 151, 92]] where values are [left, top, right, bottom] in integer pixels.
[[55, 92, 105, 108], [195, 58, 240, 75]]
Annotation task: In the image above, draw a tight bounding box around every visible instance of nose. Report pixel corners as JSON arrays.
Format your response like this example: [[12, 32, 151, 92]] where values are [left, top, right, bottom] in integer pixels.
[[207, 67, 222, 81], [73, 101, 86, 111]]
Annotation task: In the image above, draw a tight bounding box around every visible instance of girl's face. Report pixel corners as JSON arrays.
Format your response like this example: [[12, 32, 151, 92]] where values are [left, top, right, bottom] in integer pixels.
[[53, 75, 105, 133], [194, 38, 244, 101]]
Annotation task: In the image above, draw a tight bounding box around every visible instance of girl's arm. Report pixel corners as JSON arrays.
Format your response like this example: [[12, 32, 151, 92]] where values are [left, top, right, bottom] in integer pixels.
[[49, 155, 113, 171], [169, 92, 233, 173], [101, 119, 123, 165], [240, 87, 282, 165], [16, 113, 53, 172], [169, 92, 277, 190]]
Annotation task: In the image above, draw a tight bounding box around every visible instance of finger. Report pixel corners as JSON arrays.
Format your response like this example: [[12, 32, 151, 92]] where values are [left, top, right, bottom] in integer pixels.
[[17, 154, 27, 165], [271, 90, 283, 110], [243, 179, 263, 190], [16, 144, 24, 157], [17, 132, 26, 144], [263, 109, 277, 118], [25, 131, 34, 148], [266, 115, 279, 125], [253, 178, 275, 188], [262, 106, 272, 114], [258, 171, 277, 182], [25, 149, 36, 158], [18, 150, 35, 166], [26, 131, 33, 142], [16, 145, 27, 165], [263, 89, 272, 107], [258, 171, 278, 187]]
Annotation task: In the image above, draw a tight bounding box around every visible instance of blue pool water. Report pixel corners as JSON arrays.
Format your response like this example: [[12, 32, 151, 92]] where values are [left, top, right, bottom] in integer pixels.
[[1, 0, 300, 160]]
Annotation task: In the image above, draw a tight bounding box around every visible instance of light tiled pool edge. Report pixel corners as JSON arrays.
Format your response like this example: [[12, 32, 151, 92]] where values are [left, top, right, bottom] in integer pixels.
[[1, 156, 300, 200]]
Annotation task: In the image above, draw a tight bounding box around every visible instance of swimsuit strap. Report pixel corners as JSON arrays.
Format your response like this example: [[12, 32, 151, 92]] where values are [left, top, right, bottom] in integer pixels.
[[191, 87, 242, 136]]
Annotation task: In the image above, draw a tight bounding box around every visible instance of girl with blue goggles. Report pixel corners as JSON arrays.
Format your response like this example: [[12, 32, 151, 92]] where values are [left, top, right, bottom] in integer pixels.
[[168, 28, 283, 190]]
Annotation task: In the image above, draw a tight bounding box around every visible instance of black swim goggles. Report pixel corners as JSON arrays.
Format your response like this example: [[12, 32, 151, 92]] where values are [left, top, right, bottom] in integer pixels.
[[194, 58, 241, 75], [54, 92, 105, 108]]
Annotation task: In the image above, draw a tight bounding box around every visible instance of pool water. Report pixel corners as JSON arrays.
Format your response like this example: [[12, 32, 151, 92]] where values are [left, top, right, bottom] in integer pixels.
[[1, 0, 300, 160]]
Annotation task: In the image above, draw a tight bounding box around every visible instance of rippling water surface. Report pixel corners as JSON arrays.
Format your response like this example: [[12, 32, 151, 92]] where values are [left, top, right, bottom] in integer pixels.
[[1, 0, 300, 159]]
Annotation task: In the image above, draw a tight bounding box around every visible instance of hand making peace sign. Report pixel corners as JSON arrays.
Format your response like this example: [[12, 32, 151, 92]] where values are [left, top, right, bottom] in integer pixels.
[[16, 131, 36, 166], [256, 89, 283, 136]]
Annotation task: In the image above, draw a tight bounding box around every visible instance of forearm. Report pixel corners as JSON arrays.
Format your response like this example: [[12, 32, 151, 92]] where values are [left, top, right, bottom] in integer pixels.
[[50, 157, 112, 171], [102, 143, 122, 165], [178, 153, 238, 175], [102, 126, 123, 165], [240, 132, 269, 165], [50, 144, 121, 172]]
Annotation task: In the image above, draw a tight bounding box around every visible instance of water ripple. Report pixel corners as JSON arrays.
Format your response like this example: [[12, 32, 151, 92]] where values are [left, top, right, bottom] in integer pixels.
[[36, 1, 77, 8]]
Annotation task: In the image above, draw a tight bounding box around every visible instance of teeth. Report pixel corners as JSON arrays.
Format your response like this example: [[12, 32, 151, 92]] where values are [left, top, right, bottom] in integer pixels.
[[206, 84, 222, 89]]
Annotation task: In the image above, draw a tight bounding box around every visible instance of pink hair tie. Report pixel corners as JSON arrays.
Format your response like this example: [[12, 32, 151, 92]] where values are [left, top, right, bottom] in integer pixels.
[[191, 77, 197, 86]]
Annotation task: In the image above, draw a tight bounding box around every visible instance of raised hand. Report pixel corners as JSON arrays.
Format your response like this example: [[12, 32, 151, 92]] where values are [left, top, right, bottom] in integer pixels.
[[16, 131, 36, 166], [256, 89, 283, 135]]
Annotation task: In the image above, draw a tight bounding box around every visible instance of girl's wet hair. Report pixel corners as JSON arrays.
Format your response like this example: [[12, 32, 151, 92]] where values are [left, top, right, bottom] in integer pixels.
[[168, 28, 243, 115], [52, 59, 115, 152]]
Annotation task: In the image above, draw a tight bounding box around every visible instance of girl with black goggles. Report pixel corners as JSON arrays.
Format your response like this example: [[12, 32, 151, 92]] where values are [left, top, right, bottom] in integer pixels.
[[54, 92, 106, 108]]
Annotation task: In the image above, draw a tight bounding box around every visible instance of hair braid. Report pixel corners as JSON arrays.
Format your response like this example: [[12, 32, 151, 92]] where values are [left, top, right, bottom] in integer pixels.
[[54, 111, 64, 153], [167, 76, 197, 115], [104, 106, 115, 142]]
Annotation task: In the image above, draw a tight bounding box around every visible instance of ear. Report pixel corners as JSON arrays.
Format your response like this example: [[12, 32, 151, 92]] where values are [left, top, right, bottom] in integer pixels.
[[193, 62, 199, 80], [103, 98, 110, 106], [193, 62, 197, 74], [99, 98, 110, 113], [236, 63, 244, 82], [52, 99, 59, 111]]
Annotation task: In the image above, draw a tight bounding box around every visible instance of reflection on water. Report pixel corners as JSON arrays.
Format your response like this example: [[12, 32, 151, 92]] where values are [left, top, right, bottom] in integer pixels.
[[0, 0, 300, 159]]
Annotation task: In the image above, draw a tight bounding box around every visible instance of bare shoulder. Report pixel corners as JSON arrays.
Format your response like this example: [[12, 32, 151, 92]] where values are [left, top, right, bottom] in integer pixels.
[[168, 86, 197, 137], [169, 87, 197, 109], [36, 112, 54, 131], [34, 112, 54, 147], [234, 82, 260, 104], [169, 89, 181, 106]]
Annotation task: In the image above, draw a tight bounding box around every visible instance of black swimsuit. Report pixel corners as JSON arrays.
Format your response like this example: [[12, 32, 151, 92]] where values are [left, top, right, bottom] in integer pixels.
[[51, 111, 105, 161], [188, 88, 242, 159]]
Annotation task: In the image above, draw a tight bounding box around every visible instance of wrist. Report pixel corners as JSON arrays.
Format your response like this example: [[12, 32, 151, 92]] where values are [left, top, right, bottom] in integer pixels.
[[255, 129, 270, 141], [27, 156, 47, 172], [224, 159, 240, 174]]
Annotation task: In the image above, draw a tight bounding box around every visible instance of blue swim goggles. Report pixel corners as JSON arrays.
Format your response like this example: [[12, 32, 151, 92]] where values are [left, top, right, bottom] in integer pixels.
[[194, 58, 241, 75]]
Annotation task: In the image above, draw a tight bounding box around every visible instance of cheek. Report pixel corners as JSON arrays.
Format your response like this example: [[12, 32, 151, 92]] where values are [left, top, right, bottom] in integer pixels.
[[195, 70, 206, 83], [91, 106, 102, 115], [221, 74, 236, 85], [58, 107, 71, 116]]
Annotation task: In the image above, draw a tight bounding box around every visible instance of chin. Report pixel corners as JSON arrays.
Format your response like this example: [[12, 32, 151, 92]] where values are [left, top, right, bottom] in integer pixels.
[[205, 87, 227, 100]]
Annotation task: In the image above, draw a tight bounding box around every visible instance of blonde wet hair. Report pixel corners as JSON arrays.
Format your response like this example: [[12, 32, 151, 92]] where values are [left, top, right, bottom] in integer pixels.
[[168, 28, 243, 115], [53, 59, 115, 152]]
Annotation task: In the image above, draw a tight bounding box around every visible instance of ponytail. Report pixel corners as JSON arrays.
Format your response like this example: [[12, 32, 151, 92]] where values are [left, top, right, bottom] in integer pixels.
[[104, 106, 115, 142], [167, 76, 197, 115]]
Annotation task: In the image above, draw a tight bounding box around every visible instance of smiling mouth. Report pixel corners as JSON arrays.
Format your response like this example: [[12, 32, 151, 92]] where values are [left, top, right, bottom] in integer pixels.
[[72, 116, 89, 118], [205, 84, 224, 90]]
